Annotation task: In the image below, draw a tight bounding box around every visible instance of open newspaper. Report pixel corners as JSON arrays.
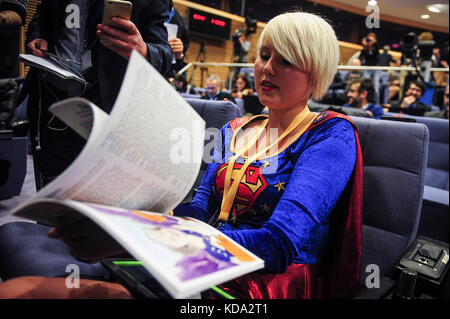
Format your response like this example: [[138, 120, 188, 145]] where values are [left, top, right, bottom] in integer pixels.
[[11, 51, 264, 299]]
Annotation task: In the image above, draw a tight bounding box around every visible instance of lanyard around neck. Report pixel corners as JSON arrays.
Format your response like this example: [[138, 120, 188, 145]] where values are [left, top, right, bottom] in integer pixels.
[[218, 107, 317, 223]]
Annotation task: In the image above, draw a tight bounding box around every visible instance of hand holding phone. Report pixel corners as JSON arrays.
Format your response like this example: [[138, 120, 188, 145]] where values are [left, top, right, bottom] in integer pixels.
[[98, 1, 148, 60], [102, 0, 132, 27], [97, 17, 148, 60]]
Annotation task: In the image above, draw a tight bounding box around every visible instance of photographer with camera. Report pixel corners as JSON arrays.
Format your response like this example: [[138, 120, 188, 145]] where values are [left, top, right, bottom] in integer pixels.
[[233, 29, 250, 64], [359, 33, 381, 104], [232, 28, 250, 78]]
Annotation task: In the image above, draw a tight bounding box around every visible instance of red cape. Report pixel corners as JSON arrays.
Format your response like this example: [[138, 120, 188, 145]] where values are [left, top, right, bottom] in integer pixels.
[[219, 111, 363, 299]]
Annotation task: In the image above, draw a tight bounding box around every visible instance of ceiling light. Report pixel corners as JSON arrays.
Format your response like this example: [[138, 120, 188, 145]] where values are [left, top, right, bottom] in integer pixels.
[[427, 6, 441, 13], [368, 0, 377, 5], [420, 14, 431, 19]]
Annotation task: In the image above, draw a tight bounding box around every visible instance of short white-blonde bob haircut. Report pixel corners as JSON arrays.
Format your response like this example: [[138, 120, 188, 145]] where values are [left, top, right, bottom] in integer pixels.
[[257, 12, 339, 100]]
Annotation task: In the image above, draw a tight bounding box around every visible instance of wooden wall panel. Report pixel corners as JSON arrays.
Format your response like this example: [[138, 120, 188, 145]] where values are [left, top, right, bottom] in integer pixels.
[[20, 0, 41, 76], [173, 0, 386, 89]]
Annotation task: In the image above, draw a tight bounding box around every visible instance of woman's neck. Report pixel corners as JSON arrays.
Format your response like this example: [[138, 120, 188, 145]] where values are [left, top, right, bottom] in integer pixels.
[[267, 102, 309, 133]]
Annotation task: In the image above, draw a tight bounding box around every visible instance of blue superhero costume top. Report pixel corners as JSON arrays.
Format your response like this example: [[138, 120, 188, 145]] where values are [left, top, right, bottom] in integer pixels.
[[174, 111, 363, 298]]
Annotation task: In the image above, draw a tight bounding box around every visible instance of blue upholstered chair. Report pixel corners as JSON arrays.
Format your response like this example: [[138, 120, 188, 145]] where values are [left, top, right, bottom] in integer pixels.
[[182, 99, 243, 202], [180, 92, 201, 99], [409, 116, 448, 243], [349, 117, 429, 297], [381, 113, 449, 243], [184, 98, 243, 144], [234, 98, 245, 116], [0, 133, 28, 200]]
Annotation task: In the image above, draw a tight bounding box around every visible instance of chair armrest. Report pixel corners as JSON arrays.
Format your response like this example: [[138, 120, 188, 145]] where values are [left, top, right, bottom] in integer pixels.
[[419, 186, 449, 242], [423, 186, 449, 207], [353, 277, 396, 299]]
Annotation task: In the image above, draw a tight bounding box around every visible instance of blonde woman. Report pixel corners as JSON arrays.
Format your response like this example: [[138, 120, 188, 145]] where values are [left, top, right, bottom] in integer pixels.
[[175, 11, 364, 299]]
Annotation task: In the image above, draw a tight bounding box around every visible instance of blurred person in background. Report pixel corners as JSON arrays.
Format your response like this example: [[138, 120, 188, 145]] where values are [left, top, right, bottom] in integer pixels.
[[390, 80, 431, 114], [231, 73, 254, 99], [166, 1, 189, 77], [344, 78, 384, 119], [425, 84, 449, 119], [201, 74, 234, 102], [359, 32, 380, 104]]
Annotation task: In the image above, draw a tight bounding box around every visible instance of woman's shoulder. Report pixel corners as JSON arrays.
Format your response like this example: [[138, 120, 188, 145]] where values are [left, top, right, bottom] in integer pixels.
[[309, 111, 355, 129], [229, 114, 268, 132], [306, 112, 356, 141]]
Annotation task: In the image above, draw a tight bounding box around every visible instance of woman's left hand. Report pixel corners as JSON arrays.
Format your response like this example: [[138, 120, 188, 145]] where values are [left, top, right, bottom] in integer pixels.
[[97, 17, 148, 60], [48, 218, 126, 262]]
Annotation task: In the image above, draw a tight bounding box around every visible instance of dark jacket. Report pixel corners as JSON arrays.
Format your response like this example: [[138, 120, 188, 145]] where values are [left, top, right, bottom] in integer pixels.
[[359, 44, 379, 66], [25, 0, 172, 112], [168, 7, 189, 76], [389, 99, 431, 116]]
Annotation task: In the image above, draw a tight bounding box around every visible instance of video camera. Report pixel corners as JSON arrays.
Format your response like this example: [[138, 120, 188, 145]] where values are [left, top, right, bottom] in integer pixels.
[[401, 32, 436, 83], [0, 78, 21, 131], [401, 32, 435, 61], [0, 77, 28, 136]]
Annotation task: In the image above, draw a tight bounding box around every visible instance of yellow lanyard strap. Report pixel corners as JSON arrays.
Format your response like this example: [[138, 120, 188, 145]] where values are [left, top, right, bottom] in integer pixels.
[[218, 107, 318, 222]]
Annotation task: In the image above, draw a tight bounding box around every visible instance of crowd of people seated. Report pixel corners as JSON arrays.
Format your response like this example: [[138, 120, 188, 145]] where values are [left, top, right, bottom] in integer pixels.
[[164, 13, 448, 122]]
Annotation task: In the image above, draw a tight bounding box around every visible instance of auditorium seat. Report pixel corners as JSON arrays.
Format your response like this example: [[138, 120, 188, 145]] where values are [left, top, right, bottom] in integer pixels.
[[183, 99, 243, 203], [184, 98, 243, 141], [349, 117, 429, 297], [380, 114, 448, 242], [234, 98, 245, 115], [308, 100, 373, 118], [0, 133, 28, 200], [191, 87, 205, 96], [411, 116, 448, 243], [180, 92, 201, 99], [419, 83, 435, 106]]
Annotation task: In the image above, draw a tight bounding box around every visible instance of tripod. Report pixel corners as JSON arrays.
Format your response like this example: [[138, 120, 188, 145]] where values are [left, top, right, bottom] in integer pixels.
[[189, 41, 208, 88]]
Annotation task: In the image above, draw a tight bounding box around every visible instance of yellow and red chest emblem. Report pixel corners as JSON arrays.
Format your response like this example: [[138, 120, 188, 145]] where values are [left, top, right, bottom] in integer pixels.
[[215, 162, 269, 216]]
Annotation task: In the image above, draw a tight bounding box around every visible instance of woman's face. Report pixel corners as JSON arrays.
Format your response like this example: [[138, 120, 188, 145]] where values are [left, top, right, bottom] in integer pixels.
[[254, 40, 312, 111], [235, 78, 246, 92]]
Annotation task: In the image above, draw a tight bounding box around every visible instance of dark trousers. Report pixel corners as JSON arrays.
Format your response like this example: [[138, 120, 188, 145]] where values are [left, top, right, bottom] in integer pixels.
[[0, 26, 20, 79], [27, 71, 100, 190]]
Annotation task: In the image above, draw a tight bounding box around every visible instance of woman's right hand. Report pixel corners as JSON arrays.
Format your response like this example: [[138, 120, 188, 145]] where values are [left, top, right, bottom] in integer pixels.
[[27, 38, 48, 57]]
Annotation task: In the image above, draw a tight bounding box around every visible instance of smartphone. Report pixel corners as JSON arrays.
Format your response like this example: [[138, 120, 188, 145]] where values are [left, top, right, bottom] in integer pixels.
[[102, 0, 133, 27]]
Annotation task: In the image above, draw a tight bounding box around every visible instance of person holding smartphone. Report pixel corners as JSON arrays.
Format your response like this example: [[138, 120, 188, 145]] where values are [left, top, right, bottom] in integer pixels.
[[0, 0, 172, 285], [23, 0, 172, 191]]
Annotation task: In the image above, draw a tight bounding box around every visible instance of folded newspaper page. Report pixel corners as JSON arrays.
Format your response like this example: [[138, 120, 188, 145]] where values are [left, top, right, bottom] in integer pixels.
[[15, 50, 205, 213]]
